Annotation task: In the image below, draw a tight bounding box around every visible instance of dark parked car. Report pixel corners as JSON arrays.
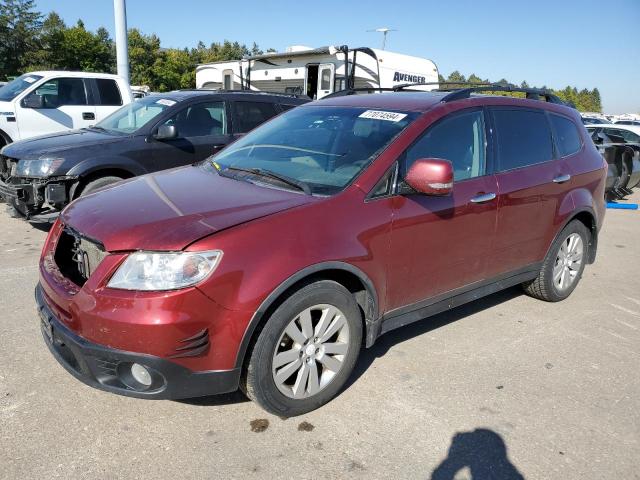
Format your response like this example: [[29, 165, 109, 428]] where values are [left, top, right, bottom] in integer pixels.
[[36, 86, 606, 416], [0, 90, 308, 221]]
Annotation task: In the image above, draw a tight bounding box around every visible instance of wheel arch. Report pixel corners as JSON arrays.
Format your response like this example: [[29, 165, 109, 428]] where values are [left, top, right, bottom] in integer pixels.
[[234, 262, 380, 370], [69, 165, 138, 199], [0, 128, 12, 147], [549, 207, 598, 265]]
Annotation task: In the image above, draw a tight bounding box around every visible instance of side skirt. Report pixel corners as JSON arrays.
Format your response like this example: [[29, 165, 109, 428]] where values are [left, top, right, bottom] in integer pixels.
[[372, 264, 541, 341]]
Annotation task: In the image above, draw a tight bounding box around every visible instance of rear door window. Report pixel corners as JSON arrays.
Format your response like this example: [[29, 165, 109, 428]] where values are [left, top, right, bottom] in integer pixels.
[[95, 79, 122, 106], [492, 108, 554, 171], [549, 114, 582, 157], [232, 101, 278, 133]]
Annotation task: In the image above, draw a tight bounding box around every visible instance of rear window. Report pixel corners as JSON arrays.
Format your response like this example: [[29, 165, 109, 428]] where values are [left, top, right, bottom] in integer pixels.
[[492, 108, 554, 171], [95, 79, 122, 106], [232, 101, 278, 133], [550, 114, 582, 157]]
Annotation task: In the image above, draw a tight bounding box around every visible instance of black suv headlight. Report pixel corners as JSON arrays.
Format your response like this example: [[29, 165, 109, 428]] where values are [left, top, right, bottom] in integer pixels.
[[15, 157, 64, 177]]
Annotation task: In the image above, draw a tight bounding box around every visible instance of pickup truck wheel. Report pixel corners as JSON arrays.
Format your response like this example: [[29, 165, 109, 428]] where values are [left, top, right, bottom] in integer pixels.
[[79, 176, 123, 197], [242, 280, 362, 417], [523, 220, 589, 302]]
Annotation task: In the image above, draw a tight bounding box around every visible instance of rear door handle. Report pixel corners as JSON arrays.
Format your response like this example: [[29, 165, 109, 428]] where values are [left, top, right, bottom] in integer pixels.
[[82, 112, 95, 120], [470, 192, 497, 204], [553, 174, 571, 184]]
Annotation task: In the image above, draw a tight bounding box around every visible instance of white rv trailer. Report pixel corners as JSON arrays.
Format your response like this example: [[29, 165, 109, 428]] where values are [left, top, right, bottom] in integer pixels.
[[195, 45, 439, 99]]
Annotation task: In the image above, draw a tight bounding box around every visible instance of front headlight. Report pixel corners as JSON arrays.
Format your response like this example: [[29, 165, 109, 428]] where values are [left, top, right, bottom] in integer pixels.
[[15, 157, 64, 177], [107, 250, 223, 291]]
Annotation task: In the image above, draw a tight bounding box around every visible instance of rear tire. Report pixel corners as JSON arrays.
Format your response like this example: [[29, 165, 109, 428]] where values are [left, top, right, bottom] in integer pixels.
[[241, 280, 363, 417], [523, 220, 590, 302], [79, 176, 123, 197]]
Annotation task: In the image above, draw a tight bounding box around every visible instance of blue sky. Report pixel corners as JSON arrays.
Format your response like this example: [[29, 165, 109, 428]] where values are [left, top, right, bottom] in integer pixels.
[[35, 0, 640, 113]]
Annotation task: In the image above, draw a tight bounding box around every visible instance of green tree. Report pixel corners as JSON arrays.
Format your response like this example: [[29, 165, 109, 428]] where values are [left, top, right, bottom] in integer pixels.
[[0, 0, 42, 77], [56, 20, 114, 72], [128, 28, 161, 87]]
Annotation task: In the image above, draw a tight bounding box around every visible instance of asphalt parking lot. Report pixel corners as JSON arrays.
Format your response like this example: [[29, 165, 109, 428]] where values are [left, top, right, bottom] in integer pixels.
[[1, 193, 639, 480]]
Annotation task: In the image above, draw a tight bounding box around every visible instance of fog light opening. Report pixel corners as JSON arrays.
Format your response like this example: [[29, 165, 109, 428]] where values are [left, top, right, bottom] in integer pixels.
[[130, 363, 152, 387]]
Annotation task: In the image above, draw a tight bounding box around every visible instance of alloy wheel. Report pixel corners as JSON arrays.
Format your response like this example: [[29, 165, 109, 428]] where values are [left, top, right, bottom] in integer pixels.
[[272, 304, 350, 399], [553, 233, 584, 291]]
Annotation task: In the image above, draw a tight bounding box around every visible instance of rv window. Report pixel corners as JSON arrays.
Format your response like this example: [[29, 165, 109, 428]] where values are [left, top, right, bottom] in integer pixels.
[[232, 101, 278, 133], [321, 69, 331, 90], [224, 74, 232, 90]]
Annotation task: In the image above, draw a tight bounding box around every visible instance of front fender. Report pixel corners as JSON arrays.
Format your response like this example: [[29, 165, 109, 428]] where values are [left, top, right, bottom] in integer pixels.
[[66, 155, 147, 178]]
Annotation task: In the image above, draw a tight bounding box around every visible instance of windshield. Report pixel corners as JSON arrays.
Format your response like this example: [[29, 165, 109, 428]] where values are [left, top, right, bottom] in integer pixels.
[[0, 74, 43, 102], [214, 105, 418, 195], [96, 95, 178, 133]]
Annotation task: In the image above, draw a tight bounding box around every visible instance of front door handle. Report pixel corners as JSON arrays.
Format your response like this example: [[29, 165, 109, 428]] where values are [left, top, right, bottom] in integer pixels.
[[82, 112, 95, 120], [553, 174, 571, 184], [470, 192, 497, 204]]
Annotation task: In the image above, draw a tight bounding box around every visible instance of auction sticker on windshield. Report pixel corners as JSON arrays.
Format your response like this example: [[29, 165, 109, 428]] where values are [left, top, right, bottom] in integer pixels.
[[156, 99, 176, 107], [359, 110, 408, 122], [24, 76, 37, 83]]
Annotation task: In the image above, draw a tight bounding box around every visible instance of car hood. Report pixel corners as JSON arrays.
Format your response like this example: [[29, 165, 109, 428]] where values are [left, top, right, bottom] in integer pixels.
[[2, 128, 123, 158], [60, 165, 317, 251]]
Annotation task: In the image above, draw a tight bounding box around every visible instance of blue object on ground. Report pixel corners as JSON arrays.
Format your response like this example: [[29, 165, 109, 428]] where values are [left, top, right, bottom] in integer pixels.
[[606, 202, 639, 210]]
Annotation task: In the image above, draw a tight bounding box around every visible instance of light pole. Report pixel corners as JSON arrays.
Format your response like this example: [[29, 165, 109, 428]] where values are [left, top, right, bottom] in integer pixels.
[[114, 0, 129, 85]]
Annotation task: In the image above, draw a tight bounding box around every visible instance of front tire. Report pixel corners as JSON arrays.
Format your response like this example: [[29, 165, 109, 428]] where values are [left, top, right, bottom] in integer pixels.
[[523, 220, 590, 302], [242, 280, 363, 416], [79, 176, 124, 197]]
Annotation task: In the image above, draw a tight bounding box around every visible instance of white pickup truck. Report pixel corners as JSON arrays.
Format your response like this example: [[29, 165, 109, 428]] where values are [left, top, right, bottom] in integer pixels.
[[0, 71, 132, 148]]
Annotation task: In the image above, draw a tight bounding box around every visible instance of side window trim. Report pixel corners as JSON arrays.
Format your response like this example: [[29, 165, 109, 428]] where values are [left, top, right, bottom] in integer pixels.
[[366, 162, 398, 201], [399, 106, 490, 183]]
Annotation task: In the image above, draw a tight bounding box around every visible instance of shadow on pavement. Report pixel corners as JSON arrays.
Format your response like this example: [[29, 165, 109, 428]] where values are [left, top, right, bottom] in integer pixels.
[[346, 286, 523, 389], [431, 428, 524, 480]]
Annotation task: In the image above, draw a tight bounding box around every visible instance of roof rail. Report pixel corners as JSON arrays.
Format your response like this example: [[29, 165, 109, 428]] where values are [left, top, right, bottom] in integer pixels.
[[323, 87, 398, 99], [392, 81, 492, 91], [324, 82, 567, 106], [438, 84, 566, 105]]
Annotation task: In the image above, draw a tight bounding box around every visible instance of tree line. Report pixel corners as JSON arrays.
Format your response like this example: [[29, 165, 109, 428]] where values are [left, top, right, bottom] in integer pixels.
[[0, 0, 274, 91], [439, 71, 602, 112], [1, 0, 602, 112]]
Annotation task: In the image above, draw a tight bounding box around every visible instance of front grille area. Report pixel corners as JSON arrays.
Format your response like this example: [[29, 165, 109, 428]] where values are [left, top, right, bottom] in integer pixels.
[[54, 227, 107, 286], [0, 154, 16, 180]]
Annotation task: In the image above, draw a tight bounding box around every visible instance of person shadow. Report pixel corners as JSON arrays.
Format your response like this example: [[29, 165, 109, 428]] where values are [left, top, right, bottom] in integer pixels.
[[431, 428, 524, 480]]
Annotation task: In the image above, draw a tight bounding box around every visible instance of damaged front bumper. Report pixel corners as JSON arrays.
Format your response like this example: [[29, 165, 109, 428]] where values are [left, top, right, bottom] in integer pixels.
[[0, 175, 77, 222]]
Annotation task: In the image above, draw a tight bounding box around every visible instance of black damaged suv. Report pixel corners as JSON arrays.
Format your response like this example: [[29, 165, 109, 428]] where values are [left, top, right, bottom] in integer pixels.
[[0, 90, 308, 221]]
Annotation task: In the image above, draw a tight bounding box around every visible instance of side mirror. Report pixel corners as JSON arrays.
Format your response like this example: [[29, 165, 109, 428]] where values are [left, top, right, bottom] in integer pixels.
[[22, 94, 44, 109], [154, 124, 178, 140], [404, 158, 454, 196]]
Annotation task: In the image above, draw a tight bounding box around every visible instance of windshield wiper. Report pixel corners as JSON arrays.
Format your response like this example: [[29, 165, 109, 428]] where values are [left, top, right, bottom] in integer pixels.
[[225, 166, 312, 195]]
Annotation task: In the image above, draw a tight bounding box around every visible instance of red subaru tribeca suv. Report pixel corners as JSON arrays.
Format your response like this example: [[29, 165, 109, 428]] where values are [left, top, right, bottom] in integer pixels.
[[36, 87, 606, 416]]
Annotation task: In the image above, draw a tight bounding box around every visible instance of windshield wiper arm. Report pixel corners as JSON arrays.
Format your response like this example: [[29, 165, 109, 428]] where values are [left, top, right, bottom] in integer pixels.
[[225, 166, 312, 195]]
